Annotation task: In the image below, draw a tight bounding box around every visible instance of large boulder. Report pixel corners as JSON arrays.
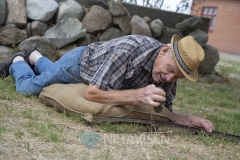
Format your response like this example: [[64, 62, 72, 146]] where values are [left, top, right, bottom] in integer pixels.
[[44, 18, 86, 48], [157, 28, 183, 44], [187, 29, 208, 47], [112, 7, 131, 35], [99, 27, 125, 41], [58, 44, 78, 57], [108, 0, 127, 16], [31, 21, 48, 36], [82, 5, 112, 34], [149, 19, 164, 38], [0, 25, 27, 46], [131, 15, 152, 37], [175, 16, 203, 36], [91, 0, 108, 9], [143, 16, 152, 23], [18, 36, 56, 61], [0, 45, 14, 59], [198, 44, 219, 74], [5, 0, 27, 28], [0, 0, 7, 25], [26, 0, 59, 22], [77, 33, 97, 46], [56, 0, 84, 23]]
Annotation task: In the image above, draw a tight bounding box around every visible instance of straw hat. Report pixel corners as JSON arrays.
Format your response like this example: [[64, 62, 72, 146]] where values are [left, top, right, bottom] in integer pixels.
[[171, 34, 205, 81]]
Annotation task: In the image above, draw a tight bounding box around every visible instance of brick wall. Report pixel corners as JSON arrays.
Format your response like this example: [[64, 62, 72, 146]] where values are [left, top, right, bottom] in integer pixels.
[[191, 0, 240, 55]]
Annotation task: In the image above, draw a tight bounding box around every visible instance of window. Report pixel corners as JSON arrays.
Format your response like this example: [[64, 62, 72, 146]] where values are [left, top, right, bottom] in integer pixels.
[[202, 7, 218, 30]]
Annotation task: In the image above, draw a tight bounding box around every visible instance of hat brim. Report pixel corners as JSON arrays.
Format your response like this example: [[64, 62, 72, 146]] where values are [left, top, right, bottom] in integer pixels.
[[170, 34, 198, 81]]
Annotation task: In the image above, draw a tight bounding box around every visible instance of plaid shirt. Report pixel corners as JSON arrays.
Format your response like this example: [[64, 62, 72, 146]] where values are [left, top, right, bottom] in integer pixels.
[[80, 35, 176, 111]]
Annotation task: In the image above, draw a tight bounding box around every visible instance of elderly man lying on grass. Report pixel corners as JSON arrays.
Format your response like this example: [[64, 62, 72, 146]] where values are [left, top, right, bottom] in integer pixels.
[[0, 34, 215, 132]]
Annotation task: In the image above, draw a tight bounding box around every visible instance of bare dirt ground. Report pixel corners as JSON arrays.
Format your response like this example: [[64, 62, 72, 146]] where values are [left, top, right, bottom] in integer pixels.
[[0, 52, 240, 160]]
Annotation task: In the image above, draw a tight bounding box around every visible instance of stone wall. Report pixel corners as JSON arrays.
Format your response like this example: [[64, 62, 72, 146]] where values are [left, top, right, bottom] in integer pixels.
[[0, 0, 221, 82], [64, 0, 210, 32]]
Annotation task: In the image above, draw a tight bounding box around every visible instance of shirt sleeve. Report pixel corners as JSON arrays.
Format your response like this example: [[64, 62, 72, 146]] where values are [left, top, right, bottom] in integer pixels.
[[90, 50, 131, 91]]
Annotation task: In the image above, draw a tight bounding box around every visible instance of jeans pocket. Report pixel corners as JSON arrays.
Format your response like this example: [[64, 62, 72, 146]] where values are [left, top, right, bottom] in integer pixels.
[[63, 63, 82, 83]]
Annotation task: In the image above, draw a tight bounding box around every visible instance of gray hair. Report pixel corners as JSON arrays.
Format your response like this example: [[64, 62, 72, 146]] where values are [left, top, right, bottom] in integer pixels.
[[166, 44, 173, 57]]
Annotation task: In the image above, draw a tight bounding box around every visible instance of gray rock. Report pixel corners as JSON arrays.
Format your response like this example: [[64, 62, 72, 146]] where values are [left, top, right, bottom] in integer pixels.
[[27, 0, 59, 22], [57, 0, 84, 23], [149, 19, 163, 38], [5, 0, 27, 28], [31, 21, 48, 36], [143, 16, 151, 23], [99, 27, 125, 41], [0, 45, 14, 59], [108, 0, 127, 16], [82, 5, 112, 34], [187, 29, 208, 47], [3, 24, 17, 29], [131, 15, 152, 37], [0, 0, 7, 25], [175, 16, 202, 35], [54, 0, 62, 3], [0, 26, 27, 45], [77, 33, 97, 46], [58, 44, 77, 57], [112, 7, 131, 35], [91, 0, 108, 9], [25, 23, 32, 37], [198, 44, 219, 74], [18, 36, 56, 61], [44, 18, 86, 48], [198, 74, 223, 83], [157, 28, 183, 44]]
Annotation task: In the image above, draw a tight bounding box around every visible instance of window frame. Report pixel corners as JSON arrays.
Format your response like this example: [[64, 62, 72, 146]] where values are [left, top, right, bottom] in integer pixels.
[[201, 6, 218, 31]]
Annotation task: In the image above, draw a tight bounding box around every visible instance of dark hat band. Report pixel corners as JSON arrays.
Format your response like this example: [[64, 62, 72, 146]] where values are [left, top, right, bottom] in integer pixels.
[[173, 42, 192, 74]]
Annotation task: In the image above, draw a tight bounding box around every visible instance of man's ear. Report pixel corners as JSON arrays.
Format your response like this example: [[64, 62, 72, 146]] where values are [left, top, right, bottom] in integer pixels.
[[159, 45, 170, 57]]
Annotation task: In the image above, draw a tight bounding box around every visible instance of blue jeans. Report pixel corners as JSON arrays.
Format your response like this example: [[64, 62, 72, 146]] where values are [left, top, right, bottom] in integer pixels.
[[9, 46, 87, 95]]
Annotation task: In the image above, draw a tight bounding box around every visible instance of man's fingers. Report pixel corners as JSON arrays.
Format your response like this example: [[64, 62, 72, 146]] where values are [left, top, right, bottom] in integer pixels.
[[207, 120, 215, 131], [148, 85, 166, 103], [148, 100, 160, 107], [202, 120, 215, 133], [139, 84, 167, 107], [151, 87, 166, 97], [151, 94, 166, 103]]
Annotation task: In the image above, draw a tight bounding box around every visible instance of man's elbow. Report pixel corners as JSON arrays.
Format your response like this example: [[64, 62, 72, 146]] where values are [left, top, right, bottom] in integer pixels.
[[84, 91, 92, 101], [84, 85, 99, 102], [84, 89, 95, 101]]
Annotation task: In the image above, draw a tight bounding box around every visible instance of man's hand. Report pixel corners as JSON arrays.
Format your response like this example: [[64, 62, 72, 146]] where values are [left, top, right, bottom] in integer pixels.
[[186, 115, 215, 132], [172, 112, 215, 133], [137, 84, 166, 107]]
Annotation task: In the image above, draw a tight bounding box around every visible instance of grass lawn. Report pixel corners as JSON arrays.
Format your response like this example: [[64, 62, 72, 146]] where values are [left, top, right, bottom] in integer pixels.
[[0, 53, 239, 159]]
